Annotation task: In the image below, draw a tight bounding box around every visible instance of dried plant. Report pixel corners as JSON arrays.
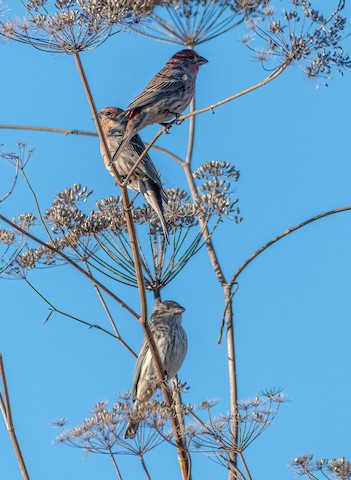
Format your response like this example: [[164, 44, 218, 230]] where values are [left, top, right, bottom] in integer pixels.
[[244, 0, 350, 82], [0, 0, 175, 52], [137, 0, 269, 46], [290, 455, 351, 480], [4, 161, 240, 298], [187, 388, 286, 469], [55, 394, 170, 454]]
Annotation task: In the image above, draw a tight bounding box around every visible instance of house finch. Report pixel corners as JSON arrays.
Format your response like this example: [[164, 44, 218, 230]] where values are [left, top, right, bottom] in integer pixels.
[[99, 106, 169, 243], [125, 300, 187, 439], [112, 49, 208, 162]]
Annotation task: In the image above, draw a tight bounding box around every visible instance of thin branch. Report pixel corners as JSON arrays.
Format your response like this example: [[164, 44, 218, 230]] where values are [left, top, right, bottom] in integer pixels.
[[24, 278, 118, 340], [229, 206, 351, 287], [0, 354, 30, 480], [179, 61, 289, 121], [120, 128, 166, 188], [83, 261, 137, 358], [21, 169, 53, 241], [0, 213, 139, 319], [0, 126, 185, 164], [0, 124, 97, 136], [0, 158, 19, 203]]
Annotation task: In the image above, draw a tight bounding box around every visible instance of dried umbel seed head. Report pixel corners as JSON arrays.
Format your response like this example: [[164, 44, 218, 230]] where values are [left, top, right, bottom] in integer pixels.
[[0, 0, 176, 52], [0, 229, 15, 245], [244, 1, 351, 82]]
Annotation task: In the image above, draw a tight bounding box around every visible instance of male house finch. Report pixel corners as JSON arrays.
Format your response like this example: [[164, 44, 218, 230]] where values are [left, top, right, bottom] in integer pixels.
[[99, 106, 169, 243], [125, 300, 187, 439], [112, 49, 208, 162]]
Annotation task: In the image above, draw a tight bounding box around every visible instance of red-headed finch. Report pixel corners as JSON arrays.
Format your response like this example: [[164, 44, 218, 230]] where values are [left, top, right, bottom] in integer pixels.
[[99, 106, 169, 243], [113, 49, 208, 161]]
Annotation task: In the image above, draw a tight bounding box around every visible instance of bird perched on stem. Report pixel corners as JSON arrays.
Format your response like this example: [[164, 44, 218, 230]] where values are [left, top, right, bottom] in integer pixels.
[[111, 49, 208, 163], [125, 300, 187, 439], [99, 106, 169, 243]]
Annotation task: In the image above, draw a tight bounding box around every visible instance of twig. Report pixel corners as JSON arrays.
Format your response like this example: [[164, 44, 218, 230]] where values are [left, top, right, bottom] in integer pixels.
[[24, 278, 118, 341], [179, 62, 289, 121], [120, 128, 166, 188], [83, 261, 137, 358], [0, 213, 139, 319], [0, 354, 30, 480], [0, 126, 185, 164], [0, 158, 19, 203], [229, 206, 351, 287]]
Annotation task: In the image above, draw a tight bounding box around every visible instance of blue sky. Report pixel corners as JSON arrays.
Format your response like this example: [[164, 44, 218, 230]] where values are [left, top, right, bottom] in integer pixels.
[[1, 1, 351, 479]]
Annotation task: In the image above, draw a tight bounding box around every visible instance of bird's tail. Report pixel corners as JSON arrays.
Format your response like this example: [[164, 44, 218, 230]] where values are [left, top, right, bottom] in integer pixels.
[[124, 420, 140, 439], [141, 181, 170, 244]]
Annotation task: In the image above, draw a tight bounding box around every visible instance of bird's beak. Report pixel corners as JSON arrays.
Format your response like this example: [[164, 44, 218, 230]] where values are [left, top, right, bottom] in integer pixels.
[[175, 306, 186, 314], [197, 55, 208, 66]]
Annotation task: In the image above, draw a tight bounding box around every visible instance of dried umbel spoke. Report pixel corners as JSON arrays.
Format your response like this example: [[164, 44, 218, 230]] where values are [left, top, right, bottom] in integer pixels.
[[0, 143, 34, 169], [138, 0, 269, 46], [55, 394, 169, 456], [244, 1, 351, 82], [187, 388, 286, 467], [290, 455, 351, 479], [0, 0, 175, 52], [0, 228, 26, 277]]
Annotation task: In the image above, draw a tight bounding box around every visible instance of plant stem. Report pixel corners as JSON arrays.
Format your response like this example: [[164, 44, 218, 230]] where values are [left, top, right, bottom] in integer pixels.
[[239, 451, 252, 480], [139, 455, 152, 480], [180, 62, 289, 121], [229, 206, 351, 287], [108, 450, 123, 480], [0, 354, 30, 480], [0, 213, 139, 319], [73, 52, 191, 480]]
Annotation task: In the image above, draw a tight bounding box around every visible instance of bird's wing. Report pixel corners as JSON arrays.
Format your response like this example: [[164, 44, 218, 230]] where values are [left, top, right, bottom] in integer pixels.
[[126, 71, 187, 112], [128, 134, 163, 188], [132, 339, 149, 402]]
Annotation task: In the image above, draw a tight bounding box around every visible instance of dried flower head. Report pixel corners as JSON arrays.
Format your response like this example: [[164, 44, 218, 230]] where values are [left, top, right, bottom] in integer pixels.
[[55, 394, 168, 456], [187, 388, 286, 469], [0, 0, 175, 52], [245, 0, 351, 82]]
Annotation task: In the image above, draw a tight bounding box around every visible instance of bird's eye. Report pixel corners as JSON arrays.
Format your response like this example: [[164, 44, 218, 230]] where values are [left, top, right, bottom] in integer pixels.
[[106, 111, 111, 116]]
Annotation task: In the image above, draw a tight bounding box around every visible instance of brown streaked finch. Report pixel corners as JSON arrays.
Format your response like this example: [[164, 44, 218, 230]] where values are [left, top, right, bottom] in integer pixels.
[[99, 106, 169, 243], [112, 49, 208, 162], [125, 300, 187, 439]]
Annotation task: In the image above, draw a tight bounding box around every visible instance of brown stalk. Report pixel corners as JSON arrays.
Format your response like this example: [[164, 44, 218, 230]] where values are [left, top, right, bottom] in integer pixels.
[[229, 206, 351, 287], [182, 95, 238, 476], [73, 52, 191, 480], [0, 125, 185, 165], [180, 62, 289, 121], [187, 409, 245, 480], [0, 354, 29, 480], [0, 213, 139, 319]]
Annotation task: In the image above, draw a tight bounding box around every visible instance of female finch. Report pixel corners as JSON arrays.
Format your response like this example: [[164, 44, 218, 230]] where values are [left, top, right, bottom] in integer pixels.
[[99, 106, 169, 243], [113, 49, 208, 161], [125, 300, 187, 439]]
